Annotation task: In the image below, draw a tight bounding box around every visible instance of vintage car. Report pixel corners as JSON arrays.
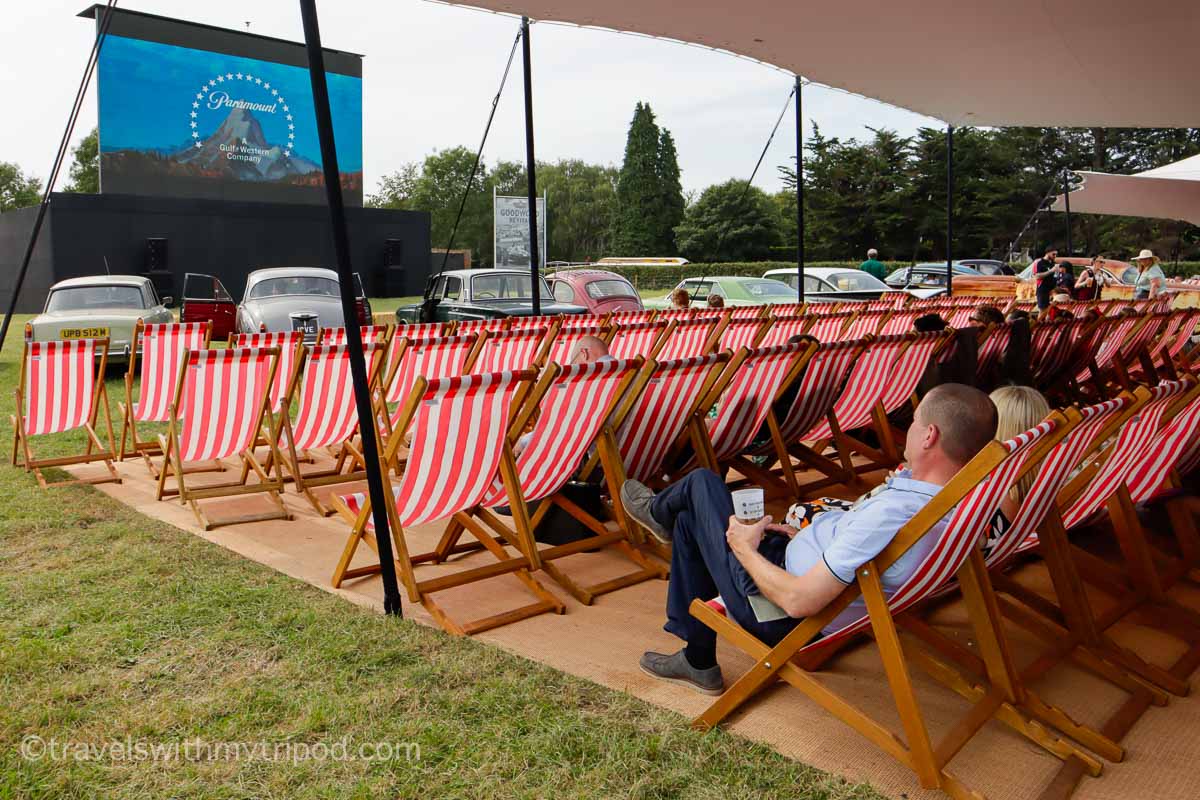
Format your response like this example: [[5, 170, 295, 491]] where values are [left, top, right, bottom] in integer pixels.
[[181, 267, 371, 342], [644, 276, 801, 309], [394, 269, 587, 323], [956, 258, 1016, 276], [883, 263, 1017, 299], [26, 275, 174, 360], [545, 268, 643, 314], [762, 266, 894, 301]]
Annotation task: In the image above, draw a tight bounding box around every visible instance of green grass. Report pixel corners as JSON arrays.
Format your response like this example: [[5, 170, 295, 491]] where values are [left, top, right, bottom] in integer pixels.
[[0, 314, 882, 799]]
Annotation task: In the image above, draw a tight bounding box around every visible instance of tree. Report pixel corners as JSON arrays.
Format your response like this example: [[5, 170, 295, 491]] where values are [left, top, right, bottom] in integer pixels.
[[674, 180, 783, 262], [655, 130, 685, 253], [63, 128, 99, 194], [0, 162, 41, 212], [365, 162, 419, 209], [615, 102, 684, 255]]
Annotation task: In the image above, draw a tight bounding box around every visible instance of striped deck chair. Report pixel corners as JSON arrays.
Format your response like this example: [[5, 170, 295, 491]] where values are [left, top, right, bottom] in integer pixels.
[[119, 321, 211, 466], [1075, 314, 1143, 389], [1030, 320, 1081, 387], [1109, 311, 1173, 390], [974, 323, 1011, 386], [1147, 310, 1200, 380], [230, 331, 304, 414], [545, 324, 608, 365], [769, 303, 807, 317], [509, 315, 555, 330], [655, 317, 725, 361], [878, 310, 919, 336], [609, 310, 656, 326], [469, 358, 668, 604], [607, 321, 669, 360], [273, 342, 387, 515], [805, 311, 853, 342], [317, 324, 391, 346], [690, 421, 1062, 800], [394, 321, 450, 338], [945, 307, 975, 328], [757, 314, 810, 347], [453, 318, 511, 336], [841, 310, 888, 341], [730, 305, 768, 320], [468, 326, 555, 373], [748, 339, 865, 494], [11, 338, 119, 488], [154, 347, 290, 530], [382, 334, 482, 431], [331, 370, 564, 636], [716, 319, 769, 353]]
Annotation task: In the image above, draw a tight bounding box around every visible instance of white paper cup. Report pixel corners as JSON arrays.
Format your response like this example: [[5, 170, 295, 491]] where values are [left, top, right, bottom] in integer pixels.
[[731, 487, 765, 523]]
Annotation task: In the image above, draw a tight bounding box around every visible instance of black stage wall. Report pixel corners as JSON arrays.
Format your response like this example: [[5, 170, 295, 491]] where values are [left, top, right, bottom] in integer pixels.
[[0, 192, 430, 313]]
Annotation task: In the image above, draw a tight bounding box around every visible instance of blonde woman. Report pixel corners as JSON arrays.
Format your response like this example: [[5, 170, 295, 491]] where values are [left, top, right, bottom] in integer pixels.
[[984, 386, 1051, 557]]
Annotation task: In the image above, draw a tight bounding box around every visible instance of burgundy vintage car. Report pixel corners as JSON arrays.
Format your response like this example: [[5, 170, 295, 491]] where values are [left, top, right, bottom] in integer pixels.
[[545, 268, 643, 314]]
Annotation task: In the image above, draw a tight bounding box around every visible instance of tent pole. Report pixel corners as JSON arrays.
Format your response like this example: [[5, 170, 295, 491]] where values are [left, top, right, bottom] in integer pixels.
[[1063, 170, 1073, 256], [946, 124, 954, 297], [298, 0, 402, 617], [521, 16, 542, 314], [795, 74, 804, 303]]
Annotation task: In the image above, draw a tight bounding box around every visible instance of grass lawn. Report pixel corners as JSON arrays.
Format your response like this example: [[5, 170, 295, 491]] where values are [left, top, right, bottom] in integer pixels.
[[0, 313, 881, 799]]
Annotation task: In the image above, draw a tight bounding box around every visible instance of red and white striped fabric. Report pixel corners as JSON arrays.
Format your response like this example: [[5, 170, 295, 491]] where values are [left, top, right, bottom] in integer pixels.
[[1118, 313, 1170, 364], [22, 340, 101, 436], [992, 398, 1131, 562], [608, 322, 668, 360], [134, 322, 210, 423], [654, 309, 693, 322], [770, 303, 806, 317], [1076, 316, 1140, 383], [616, 354, 723, 482], [878, 333, 943, 414], [176, 348, 275, 463], [805, 421, 1057, 652], [385, 334, 477, 407], [656, 319, 720, 361], [455, 318, 510, 336], [509, 316, 555, 330], [879, 311, 920, 336], [395, 322, 448, 339], [469, 328, 548, 373], [318, 325, 390, 346], [1122, 390, 1200, 504], [804, 336, 906, 440], [717, 320, 767, 353], [975, 324, 1012, 382], [609, 310, 656, 326], [231, 331, 303, 413], [288, 343, 384, 451], [395, 371, 523, 527], [1030, 321, 1079, 384], [730, 306, 765, 320], [559, 313, 608, 329], [761, 340, 861, 450], [1060, 380, 1188, 529], [482, 359, 638, 506], [545, 325, 608, 365], [946, 307, 976, 328], [708, 343, 808, 462], [841, 311, 888, 341], [758, 315, 810, 347], [806, 313, 851, 342]]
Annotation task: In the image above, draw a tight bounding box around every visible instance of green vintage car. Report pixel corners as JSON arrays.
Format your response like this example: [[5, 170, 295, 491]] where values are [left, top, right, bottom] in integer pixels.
[[643, 275, 802, 309], [395, 269, 588, 323], [26, 275, 174, 360]]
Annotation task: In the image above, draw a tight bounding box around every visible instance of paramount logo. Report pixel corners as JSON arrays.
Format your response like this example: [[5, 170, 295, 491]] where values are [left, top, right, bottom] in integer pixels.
[[206, 90, 277, 115]]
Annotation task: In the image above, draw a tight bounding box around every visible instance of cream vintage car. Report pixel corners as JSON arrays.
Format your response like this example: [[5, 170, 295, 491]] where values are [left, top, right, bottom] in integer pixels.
[[26, 275, 174, 360]]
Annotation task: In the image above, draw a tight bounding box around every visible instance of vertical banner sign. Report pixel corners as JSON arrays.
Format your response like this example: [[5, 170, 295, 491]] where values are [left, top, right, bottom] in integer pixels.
[[493, 191, 547, 268]]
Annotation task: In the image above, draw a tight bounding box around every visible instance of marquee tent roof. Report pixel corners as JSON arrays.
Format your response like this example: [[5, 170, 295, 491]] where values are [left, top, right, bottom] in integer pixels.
[[1050, 154, 1200, 226], [444, 0, 1200, 128]]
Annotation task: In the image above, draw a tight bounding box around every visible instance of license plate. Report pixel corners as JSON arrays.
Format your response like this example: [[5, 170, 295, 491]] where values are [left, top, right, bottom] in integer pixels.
[[292, 318, 318, 335], [59, 327, 109, 339]]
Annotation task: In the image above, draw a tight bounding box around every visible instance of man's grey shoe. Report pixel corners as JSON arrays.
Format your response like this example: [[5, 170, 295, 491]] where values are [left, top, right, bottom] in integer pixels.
[[639, 649, 724, 696], [620, 479, 670, 544]]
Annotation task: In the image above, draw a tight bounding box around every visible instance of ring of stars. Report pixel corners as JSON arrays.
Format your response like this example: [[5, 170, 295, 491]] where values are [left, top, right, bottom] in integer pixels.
[[190, 71, 294, 157]]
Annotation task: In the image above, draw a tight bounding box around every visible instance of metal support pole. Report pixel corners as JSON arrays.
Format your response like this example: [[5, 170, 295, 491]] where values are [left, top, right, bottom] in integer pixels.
[[298, 0, 402, 616], [945, 124, 954, 297], [520, 16, 541, 313], [1063, 170, 1073, 256], [795, 75, 804, 303]]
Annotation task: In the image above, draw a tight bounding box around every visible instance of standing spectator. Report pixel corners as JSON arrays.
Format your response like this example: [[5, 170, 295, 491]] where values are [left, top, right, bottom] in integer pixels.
[[1132, 249, 1166, 300], [1074, 257, 1103, 301], [1031, 247, 1060, 311], [670, 287, 691, 309], [859, 248, 888, 281]]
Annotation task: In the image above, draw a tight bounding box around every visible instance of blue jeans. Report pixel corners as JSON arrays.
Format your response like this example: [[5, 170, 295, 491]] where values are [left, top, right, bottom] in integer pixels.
[[651, 469, 802, 655]]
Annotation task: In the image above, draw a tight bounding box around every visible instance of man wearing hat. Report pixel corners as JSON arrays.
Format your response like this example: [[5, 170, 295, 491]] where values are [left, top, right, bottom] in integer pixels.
[[1133, 249, 1165, 300]]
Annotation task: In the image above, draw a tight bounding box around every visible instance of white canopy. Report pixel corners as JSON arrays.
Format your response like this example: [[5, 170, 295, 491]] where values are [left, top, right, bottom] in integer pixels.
[[444, 0, 1200, 128], [1050, 154, 1200, 226]]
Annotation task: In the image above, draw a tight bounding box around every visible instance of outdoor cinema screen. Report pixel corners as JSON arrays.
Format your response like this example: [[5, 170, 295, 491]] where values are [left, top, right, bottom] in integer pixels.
[[89, 7, 363, 205]]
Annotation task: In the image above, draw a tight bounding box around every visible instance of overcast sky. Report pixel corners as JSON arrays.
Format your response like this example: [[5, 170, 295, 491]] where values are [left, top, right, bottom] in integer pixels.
[[3, 0, 940, 196]]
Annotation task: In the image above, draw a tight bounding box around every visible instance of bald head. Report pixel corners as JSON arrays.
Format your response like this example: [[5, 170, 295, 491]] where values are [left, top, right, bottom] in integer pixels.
[[568, 335, 610, 364], [914, 383, 998, 467]]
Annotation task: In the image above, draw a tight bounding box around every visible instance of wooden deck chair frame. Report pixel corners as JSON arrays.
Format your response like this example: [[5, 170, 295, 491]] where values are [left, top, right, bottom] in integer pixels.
[[154, 347, 291, 530], [377, 332, 485, 442], [118, 320, 212, 467], [330, 370, 565, 636], [11, 337, 120, 489], [689, 422, 1069, 800], [271, 342, 388, 515]]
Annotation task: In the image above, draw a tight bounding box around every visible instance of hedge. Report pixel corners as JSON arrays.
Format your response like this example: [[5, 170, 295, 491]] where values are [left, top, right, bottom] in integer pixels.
[[599, 260, 1200, 290]]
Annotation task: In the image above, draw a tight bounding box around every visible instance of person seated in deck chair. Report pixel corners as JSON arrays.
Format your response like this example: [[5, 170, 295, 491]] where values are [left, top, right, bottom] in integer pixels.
[[620, 383, 998, 695], [512, 336, 614, 458]]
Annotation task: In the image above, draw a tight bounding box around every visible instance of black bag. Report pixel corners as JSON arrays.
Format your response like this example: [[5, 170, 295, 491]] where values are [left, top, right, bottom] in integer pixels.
[[528, 481, 608, 546]]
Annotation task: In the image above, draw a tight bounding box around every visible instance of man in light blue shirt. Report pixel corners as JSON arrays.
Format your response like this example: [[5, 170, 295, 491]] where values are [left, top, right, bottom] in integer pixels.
[[621, 383, 997, 695]]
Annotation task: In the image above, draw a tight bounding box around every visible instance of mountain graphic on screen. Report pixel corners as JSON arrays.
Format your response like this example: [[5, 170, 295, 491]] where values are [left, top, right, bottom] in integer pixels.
[[175, 108, 319, 179]]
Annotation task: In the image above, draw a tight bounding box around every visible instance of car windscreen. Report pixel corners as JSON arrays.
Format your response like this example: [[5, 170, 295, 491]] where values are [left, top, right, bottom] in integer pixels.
[[826, 272, 888, 291], [248, 277, 340, 300], [46, 285, 147, 312], [584, 279, 638, 300], [471, 273, 554, 301], [739, 279, 797, 298], [884, 269, 910, 286]]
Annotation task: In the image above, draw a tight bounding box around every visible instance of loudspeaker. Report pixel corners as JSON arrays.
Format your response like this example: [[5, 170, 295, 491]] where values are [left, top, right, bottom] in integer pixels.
[[383, 238, 407, 297], [384, 238, 404, 267], [145, 237, 168, 271]]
